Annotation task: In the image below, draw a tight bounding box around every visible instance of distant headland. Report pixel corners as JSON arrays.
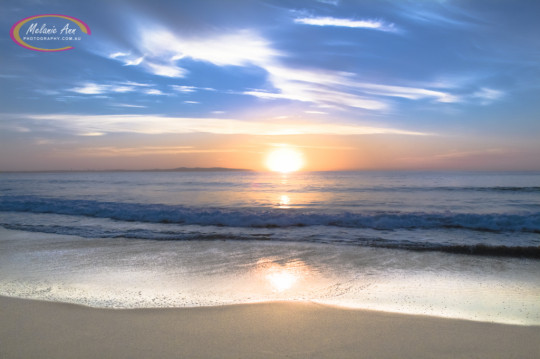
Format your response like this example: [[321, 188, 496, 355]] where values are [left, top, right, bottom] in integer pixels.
[[138, 167, 252, 172]]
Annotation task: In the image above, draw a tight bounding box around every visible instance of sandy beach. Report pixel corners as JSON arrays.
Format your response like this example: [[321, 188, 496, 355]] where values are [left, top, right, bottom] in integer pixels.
[[1, 296, 538, 359]]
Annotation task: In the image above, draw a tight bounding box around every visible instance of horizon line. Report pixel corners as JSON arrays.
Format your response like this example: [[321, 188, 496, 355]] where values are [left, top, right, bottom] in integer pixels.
[[2, 167, 540, 174]]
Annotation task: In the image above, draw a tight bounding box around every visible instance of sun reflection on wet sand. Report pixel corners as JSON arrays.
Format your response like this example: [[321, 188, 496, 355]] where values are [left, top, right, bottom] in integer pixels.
[[266, 270, 297, 292], [255, 258, 313, 293]]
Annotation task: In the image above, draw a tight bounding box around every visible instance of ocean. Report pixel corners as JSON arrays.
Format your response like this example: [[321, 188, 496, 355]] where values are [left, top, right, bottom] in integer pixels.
[[1, 170, 539, 325]]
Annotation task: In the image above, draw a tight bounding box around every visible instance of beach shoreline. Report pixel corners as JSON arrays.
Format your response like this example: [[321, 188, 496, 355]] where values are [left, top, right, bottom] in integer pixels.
[[1, 295, 539, 359]]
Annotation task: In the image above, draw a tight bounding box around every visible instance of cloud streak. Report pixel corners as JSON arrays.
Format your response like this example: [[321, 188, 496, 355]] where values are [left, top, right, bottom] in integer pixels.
[[68, 81, 171, 97], [69, 82, 139, 95], [73, 146, 235, 157], [25, 114, 429, 136], [69, 83, 111, 95], [294, 16, 397, 32], [472, 88, 503, 105]]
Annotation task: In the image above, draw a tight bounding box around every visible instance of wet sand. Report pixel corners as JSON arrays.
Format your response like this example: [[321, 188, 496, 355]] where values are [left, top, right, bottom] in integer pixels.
[[1, 296, 539, 359]]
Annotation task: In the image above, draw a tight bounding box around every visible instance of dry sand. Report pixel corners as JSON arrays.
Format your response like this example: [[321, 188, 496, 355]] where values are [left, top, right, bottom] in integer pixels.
[[1, 296, 539, 359]]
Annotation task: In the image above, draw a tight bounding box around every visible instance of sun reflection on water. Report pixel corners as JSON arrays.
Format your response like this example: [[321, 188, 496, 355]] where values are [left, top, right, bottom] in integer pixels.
[[278, 195, 291, 208]]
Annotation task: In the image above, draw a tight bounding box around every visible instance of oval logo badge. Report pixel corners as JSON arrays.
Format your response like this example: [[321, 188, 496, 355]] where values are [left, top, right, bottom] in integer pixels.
[[10, 14, 91, 52]]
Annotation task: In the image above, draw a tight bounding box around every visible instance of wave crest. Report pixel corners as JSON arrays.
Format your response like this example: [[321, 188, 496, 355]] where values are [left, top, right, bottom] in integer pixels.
[[1, 196, 539, 233]]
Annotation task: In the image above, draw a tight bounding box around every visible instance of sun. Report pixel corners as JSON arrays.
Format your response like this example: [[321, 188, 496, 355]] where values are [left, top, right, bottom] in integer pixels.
[[266, 148, 304, 173]]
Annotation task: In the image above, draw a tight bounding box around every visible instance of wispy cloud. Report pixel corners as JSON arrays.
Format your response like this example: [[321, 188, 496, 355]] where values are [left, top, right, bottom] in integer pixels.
[[356, 83, 460, 103], [108, 52, 144, 66], [316, 0, 340, 5], [69, 83, 110, 95], [111, 103, 147, 108], [73, 146, 232, 157], [139, 28, 279, 67], [110, 86, 136, 93], [294, 16, 397, 32], [433, 148, 510, 159], [472, 88, 503, 105], [244, 66, 459, 108], [25, 114, 429, 136], [109, 27, 281, 79], [395, 0, 479, 29], [109, 52, 130, 59], [170, 85, 216, 93], [124, 56, 144, 66], [145, 62, 187, 78], [69, 82, 137, 95], [79, 132, 105, 137], [170, 85, 197, 93], [244, 65, 389, 110], [69, 82, 168, 97], [144, 88, 167, 96], [121, 81, 152, 87], [401, 8, 471, 28], [266, 142, 356, 151]]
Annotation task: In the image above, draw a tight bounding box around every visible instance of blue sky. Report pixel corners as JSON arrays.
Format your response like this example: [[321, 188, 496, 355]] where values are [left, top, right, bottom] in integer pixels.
[[1, 0, 539, 171]]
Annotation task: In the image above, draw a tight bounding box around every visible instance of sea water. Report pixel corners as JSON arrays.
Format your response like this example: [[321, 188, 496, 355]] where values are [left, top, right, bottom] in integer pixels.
[[1, 171, 539, 324]]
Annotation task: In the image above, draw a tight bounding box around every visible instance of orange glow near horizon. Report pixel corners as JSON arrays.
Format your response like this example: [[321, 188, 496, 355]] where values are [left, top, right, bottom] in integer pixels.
[[266, 147, 304, 173]]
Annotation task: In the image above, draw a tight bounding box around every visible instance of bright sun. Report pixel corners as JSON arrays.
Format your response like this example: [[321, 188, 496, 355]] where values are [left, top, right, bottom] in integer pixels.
[[266, 148, 304, 173]]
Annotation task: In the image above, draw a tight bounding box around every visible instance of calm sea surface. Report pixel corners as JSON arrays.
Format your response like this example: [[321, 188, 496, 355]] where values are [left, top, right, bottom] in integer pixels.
[[1, 171, 539, 324]]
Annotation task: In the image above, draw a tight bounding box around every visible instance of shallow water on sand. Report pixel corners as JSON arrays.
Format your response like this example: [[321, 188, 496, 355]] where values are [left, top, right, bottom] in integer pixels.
[[1, 227, 539, 325]]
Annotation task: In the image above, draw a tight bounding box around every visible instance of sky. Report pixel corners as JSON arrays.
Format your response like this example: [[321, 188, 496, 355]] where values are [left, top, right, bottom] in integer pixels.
[[1, 0, 539, 171]]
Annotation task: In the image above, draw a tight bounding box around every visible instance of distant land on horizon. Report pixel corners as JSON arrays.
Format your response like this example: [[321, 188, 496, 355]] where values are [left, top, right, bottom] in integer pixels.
[[139, 167, 253, 172], [0, 167, 253, 173]]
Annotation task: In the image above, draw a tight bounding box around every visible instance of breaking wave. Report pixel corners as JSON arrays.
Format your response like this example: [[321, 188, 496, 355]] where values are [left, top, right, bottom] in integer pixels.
[[1, 195, 539, 233]]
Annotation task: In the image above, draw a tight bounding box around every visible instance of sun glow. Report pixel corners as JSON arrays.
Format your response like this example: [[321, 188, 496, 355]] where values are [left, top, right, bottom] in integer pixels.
[[266, 148, 304, 173]]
